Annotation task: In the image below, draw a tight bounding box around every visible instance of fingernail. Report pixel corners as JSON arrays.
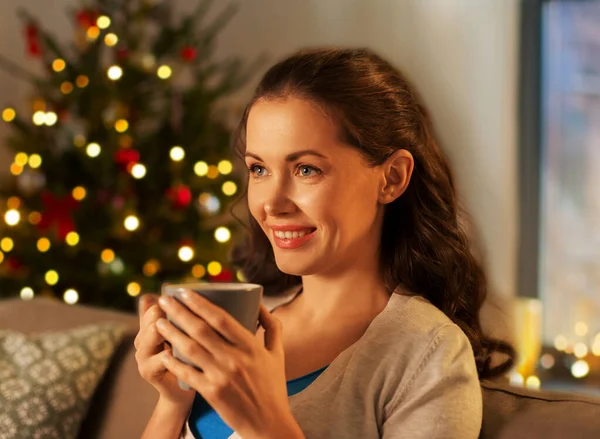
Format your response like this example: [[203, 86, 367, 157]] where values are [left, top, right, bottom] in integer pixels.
[[156, 318, 167, 329], [158, 296, 169, 307]]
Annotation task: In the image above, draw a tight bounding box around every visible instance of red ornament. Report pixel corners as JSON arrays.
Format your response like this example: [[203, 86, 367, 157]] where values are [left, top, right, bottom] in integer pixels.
[[76, 9, 99, 29], [37, 192, 79, 240], [114, 149, 140, 170], [25, 24, 41, 57], [180, 46, 197, 62], [116, 48, 129, 61], [166, 184, 192, 209], [6, 256, 23, 271], [210, 268, 234, 283]]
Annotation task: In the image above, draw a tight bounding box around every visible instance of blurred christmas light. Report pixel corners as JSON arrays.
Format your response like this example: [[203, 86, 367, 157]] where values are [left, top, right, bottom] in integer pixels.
[[170, 146, 185, 161], [540, 353, 555, 369], [525, 376, 541, 389], [2, 108, 16, 122], [0, 238, 12, 252], [114, 119, 128, 132], [143, 259, 160, 277], [110, 258, 124, 275], [222, 181, 237, 196], [508, 372, 524, 387], [107, 66, 123, 80], [192, 264, 206, 278], [86, 142, 101, 157], [66, 232, 80, 246], [5, 209, 20, 226], [0, 251, 4, 264], [178, 245, 194, 262], [207, 261, 222, 276], [574, 342, 588, 359], [32, 111, 46, 125], [127, 282, 141, 297], [28, 212, 41, 225], [214, 227, 231, 243], [76, 75, 89, 88], [86, 26, 100, 40], [10, 164, 23, 176], [29, 154, 42, 168], [592, 342, 600, 356], [45, 270, 59, 285], [97, 15, 111, 29], [157, 65, 172, 79], [554, 335, 568, 351], [74, 135, 86, 147], [194, 161, 209, 176], [207, 165, 219, 179], [104, 33, 118, 46], [52, 58, 66, 72], [20, 287, 34, 301], [101, 249, 115, 263], [131, 164, 146, 179], [236, 270, 246, 282], [45, 112, 58, 126], [15, 152, 28, 166], [60, 81, 74, 94], [124, 215, 140, 231], [217, 160, 233, 175], [63, 289, 79, 304], [72, 186, 86, 201], [575, 322, 588, 337], [37, 238, 51, 253], [571, 360, 590, 378], [7, 197, 20, 209], [198, 192, 220, 214]]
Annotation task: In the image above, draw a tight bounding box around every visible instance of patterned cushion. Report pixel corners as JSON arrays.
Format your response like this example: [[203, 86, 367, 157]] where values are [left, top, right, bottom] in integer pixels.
[[0, 323, 127, 439]]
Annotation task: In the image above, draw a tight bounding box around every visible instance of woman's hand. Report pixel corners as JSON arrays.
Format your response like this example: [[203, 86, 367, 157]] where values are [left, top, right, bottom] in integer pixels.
[[156, 291, 305, 439], [134, 294, 196, 409]]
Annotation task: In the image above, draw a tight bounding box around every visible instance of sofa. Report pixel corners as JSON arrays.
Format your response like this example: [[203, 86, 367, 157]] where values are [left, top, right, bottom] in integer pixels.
[[1, 297, 600, 439]]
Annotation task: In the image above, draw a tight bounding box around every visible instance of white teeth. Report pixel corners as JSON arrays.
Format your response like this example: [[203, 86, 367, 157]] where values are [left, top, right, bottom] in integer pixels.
[[274, 230, 310, 239]]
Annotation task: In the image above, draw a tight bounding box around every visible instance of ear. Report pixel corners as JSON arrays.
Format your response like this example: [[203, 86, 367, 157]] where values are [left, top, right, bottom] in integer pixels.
[[378, 149, 414, 204]]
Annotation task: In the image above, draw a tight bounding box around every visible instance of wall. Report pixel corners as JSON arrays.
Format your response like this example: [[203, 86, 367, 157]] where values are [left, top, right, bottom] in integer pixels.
[[0, 0, 520, 327]]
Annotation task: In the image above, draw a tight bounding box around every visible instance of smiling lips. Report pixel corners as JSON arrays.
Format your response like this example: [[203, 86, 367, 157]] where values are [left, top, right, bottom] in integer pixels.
[[269, 225, 317, 249]]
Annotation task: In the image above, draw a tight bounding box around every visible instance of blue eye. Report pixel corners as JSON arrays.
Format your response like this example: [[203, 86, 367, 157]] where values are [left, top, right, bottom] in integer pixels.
[[297, 165, 321, 177], [247, 164, 266, 177]]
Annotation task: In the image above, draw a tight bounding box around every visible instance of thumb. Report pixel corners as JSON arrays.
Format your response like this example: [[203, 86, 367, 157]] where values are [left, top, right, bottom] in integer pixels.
[[259, 304, 283, 352]]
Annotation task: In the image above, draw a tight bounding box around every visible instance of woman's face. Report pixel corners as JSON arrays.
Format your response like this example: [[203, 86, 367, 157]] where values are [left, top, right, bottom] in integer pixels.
[[245, 97, 385, 277]]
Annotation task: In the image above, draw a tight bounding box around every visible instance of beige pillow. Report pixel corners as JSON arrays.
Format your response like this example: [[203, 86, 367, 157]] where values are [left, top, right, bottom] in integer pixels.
[[0, 322, 127, 439]]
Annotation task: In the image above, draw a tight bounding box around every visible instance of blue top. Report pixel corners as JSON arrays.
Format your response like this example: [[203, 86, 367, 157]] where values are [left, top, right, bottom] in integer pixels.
[[188, 365, 329, 439]]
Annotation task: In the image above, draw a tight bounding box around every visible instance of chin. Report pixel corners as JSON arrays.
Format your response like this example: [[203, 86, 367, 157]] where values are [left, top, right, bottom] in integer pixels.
[[273, 252, 324, 277]]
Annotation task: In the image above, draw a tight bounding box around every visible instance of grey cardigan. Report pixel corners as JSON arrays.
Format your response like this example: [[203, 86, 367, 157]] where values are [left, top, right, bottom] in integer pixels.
[[182, 285, 482, 438]]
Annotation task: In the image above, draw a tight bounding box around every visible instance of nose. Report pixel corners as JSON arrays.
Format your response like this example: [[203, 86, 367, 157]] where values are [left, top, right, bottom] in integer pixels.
[[263, 176, 297, 217]]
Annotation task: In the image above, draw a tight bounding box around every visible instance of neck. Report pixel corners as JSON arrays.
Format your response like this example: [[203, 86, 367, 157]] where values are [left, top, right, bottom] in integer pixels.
[[294, 270, 393, 325]]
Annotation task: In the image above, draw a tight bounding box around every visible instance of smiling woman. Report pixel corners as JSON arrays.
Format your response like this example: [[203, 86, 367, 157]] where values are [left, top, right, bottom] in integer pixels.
[[138, 47, 515, 439]]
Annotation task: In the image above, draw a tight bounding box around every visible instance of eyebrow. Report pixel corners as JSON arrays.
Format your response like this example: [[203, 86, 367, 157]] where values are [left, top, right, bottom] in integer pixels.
[[244, 149, 328, 162]]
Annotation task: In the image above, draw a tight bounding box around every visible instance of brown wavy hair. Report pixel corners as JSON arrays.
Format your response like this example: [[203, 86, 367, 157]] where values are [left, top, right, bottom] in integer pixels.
[[229, 47, 515, 380]]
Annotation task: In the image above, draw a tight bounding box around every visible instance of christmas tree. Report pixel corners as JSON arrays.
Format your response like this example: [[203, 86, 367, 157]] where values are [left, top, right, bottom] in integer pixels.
[[0, 0, 259, 311]]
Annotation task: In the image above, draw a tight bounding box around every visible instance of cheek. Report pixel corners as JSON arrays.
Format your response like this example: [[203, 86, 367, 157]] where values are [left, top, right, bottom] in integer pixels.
[[246, 186, 263, 220]]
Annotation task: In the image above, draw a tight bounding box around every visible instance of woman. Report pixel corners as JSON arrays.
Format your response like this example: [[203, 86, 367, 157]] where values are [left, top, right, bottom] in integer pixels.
[[135, 47, 514, 439]]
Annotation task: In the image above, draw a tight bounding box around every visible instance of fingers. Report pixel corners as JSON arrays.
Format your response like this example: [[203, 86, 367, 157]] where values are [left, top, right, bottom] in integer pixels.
[[176, 291, 253, 347], [137, 350, 170, 383], [155, 318, 217, 373], [138, 294, 159, 326], [137, 321, 167, 358], [134, 304, 165, 350]]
